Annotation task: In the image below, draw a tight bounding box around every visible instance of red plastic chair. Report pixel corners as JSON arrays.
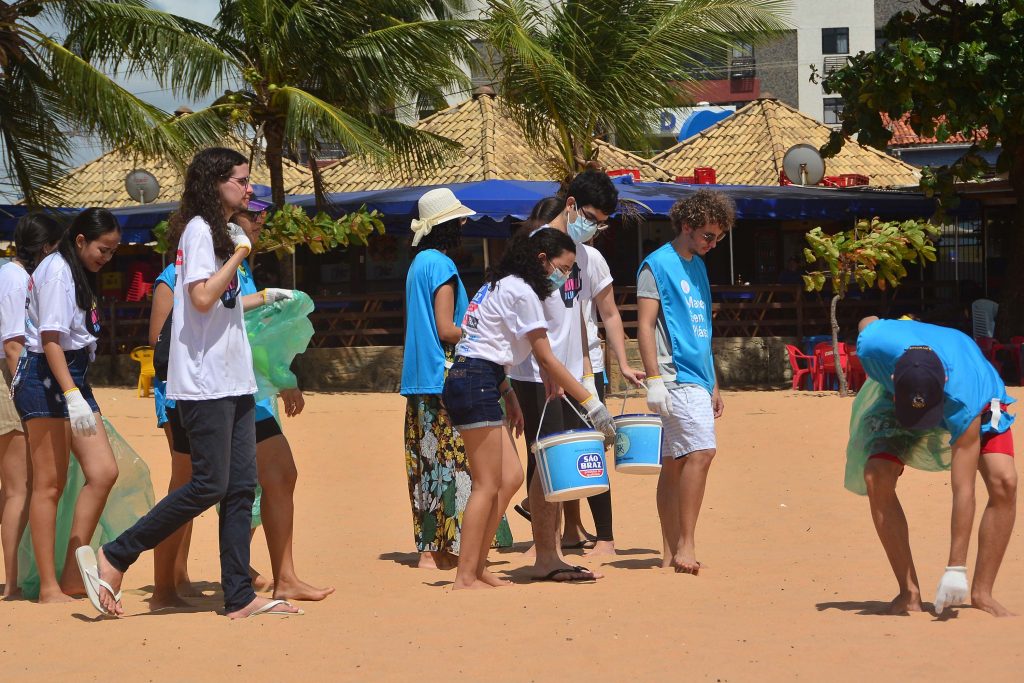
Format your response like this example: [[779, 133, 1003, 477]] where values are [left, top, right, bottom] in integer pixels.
[[813, 342, 849, 391], [975, 336, 1004, 374], [785, 344, 816, 390], [1009, 336, 1024, 386], [847, 351, 866, 391], [125, 271, 154, 302]]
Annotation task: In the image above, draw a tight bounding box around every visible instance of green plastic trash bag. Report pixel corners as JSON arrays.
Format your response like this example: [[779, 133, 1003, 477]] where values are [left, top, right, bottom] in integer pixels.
[[17, 417, 155, 599], [845, 378, 952, 495], [244, 291, 315, 402]]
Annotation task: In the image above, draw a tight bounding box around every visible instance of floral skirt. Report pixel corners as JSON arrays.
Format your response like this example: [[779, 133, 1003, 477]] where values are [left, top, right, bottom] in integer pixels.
[[405, 394, 512, 554]]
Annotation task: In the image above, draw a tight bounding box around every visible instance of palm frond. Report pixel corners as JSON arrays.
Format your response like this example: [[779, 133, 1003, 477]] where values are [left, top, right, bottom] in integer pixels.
[[273, 86, 392, 160]]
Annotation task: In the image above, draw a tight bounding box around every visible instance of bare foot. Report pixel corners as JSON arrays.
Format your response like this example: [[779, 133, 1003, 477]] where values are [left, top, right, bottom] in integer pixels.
[[417, 552, 438, 569], [671, 553, 701, 575], [176, 580, 204, 598], [226, 595, 302, 619], [2, 586, 22, 600], [149, 590, 193, 612], [452, 579, 493, 590], [479, 570, 512, 587], [972, 593, 1016, 617], [96, 547, 125, 616], [250, 569, 274, 593], [273, 579, 336, 602], [875, 591, 923, 615], [37, 586, 75, 604], [584, 540, 617, 557]]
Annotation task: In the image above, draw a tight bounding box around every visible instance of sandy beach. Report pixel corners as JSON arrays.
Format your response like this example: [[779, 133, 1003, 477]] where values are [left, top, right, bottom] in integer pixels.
[[2, 386, 1023, 682]]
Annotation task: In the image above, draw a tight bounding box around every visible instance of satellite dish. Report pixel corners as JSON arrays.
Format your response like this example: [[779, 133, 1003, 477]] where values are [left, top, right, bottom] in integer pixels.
[[125, 169, 160, 204], [782, 144, 826, 186]]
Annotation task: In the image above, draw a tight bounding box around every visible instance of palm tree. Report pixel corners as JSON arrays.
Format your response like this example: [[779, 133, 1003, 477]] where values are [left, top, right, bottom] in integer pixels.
[[78, 0, 479, 208], [0, 0, 222, 204], [483, 0, 791, 178]]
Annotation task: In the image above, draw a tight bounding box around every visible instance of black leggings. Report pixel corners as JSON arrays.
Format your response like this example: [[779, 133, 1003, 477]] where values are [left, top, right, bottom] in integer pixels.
[[513, 372, 614, 542]]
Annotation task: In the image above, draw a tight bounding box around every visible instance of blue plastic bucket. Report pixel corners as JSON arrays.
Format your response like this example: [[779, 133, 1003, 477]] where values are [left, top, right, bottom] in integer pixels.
[[613, 413, 663, 474], [534, 429, 610, 502]]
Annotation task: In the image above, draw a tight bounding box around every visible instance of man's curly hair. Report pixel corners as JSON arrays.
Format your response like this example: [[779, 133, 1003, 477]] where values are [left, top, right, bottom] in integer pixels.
[[669, 190, 736, 235]]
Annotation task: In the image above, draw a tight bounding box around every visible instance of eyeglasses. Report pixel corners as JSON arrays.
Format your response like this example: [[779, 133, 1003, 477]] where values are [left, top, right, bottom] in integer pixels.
[[575, 205, 608, 231], [226, 175, 250, 188], [699, 230, 726, 244], [547, 259, 573, 276]]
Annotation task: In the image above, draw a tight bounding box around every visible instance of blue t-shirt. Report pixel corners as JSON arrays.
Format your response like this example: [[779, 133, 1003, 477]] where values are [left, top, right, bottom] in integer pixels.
[[236, 260, 275, 422], [638, 243, 715, 393], [153, 264, 177, 424], [857, 319, 1015, 442], [400, 249, 468, 396]]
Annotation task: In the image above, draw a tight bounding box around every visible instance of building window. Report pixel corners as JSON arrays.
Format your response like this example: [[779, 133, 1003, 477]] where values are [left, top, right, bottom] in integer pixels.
[[823, 97, 844, 124], [822, 27, 849, 55]]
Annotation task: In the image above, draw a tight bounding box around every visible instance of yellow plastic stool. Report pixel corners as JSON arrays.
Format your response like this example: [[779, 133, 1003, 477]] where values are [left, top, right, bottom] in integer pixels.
[[130, 346, 156, 398]]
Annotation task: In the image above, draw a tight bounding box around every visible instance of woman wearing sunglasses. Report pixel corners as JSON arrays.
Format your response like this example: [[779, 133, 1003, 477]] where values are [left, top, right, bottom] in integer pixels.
[[79, 147, 300, 618]]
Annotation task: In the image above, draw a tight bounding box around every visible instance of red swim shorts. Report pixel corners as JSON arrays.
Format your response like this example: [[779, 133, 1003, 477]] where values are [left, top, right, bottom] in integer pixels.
[[870, 408, 1015, 466]]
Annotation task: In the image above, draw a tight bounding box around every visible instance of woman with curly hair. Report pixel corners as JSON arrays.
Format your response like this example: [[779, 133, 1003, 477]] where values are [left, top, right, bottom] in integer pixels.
[[441, 228, 615, 589], [401, 188, 512, 570], [80, 147, 299, 618]]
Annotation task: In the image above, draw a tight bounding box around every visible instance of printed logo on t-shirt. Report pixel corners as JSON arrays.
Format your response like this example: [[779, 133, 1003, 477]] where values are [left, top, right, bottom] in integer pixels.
[[576, 452, 605, 478], [560, 263, 583, 309], [175, 249, 184, 267], [681, 276, 709, 339], [680, 279, 691, 295], [462, 284, 490, 339]]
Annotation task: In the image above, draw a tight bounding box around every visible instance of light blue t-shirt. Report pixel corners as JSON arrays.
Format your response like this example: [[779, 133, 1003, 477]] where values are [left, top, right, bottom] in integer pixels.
[[857, 319, 1015, 442], [236, 260, 275, 423], [637, 243, 715, 393], [153, 264, 177, 425], [400, 249, 468, 396]]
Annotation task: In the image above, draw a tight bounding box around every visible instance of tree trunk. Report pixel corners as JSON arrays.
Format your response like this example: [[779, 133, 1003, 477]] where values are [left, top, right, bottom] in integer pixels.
[[996, 144, 1024, 337], [263, 120, 293, 285], [830, 293, 849, 397]]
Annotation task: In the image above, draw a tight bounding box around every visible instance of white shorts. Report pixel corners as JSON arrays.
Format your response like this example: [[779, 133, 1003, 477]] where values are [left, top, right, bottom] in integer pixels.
[[662, 384, 716, 459]]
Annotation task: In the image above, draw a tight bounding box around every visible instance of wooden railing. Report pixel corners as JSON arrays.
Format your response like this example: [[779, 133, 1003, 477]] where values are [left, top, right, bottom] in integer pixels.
[[95, 280, 963, 353]]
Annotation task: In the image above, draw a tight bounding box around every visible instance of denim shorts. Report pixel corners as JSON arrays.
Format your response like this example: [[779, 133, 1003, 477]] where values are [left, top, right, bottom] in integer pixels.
[[13, 349, 100, 421], [442, 355, 505, 430]]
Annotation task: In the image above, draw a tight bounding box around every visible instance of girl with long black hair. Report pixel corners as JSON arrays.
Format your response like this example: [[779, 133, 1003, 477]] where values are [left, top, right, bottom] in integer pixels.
[[14, 208, 120, 602], [441, 228, 615, 589], [0, 213, 63, 597], [80, 147, 299, 618]]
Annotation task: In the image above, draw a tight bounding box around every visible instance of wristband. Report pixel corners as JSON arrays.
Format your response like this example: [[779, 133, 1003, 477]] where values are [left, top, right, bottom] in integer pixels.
[[501, 385, 515, 398]]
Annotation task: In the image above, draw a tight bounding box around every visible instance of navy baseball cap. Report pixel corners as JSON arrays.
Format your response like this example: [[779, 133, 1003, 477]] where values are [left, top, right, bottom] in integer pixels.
[[893, 346, 945, 430]]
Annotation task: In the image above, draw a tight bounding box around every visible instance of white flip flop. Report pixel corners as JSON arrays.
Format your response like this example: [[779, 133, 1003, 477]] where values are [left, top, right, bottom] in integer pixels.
[[246, 599, 304, 617], [74, 546, 122, 616]]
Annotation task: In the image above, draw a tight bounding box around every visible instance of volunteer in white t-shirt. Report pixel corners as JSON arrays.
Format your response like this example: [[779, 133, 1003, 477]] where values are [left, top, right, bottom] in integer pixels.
[[14, 208, 120, 603], [86, 147, 300, 619], [0, 213, 62, 599], [507, 171, 619, 583], [442, 227, 614, 590]]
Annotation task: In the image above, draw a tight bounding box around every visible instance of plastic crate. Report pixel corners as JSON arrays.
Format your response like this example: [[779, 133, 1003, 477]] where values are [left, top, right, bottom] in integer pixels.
[[694, 167, 717, 184]]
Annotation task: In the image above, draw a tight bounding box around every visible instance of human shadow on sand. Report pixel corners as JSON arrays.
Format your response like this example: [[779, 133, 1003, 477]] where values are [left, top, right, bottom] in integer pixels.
[[605, 557, 664, 570], [816, 599, 949, 618]]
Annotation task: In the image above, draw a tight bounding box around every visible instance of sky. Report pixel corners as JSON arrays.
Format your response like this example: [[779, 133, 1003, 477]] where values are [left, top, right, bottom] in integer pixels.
[[0, 1, 222, 201]]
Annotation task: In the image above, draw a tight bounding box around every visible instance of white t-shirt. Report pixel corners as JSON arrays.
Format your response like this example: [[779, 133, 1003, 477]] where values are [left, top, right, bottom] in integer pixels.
[[580, 245, 613, 374], [166, 216, 256, 401], [508, 235, 608, 383], [0, 261, 30, 357], [456, 276, 547, 368], [26, 253, 96, 353]]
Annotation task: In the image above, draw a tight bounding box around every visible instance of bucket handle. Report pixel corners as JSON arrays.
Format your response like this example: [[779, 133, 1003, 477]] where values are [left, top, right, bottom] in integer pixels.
[[533, 395, 594, 450]]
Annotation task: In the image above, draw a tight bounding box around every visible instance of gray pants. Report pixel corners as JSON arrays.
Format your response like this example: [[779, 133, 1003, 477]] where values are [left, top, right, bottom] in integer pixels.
[[104, 395, 257, 612]]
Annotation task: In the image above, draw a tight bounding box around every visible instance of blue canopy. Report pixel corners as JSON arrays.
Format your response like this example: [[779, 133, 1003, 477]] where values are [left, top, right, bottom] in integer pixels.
[[0, 203, 170, 243]]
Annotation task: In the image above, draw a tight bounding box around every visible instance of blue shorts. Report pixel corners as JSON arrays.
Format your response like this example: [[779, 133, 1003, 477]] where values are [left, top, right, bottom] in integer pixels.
[[13, 349, 100, 421], [442, 355, 505, 430]]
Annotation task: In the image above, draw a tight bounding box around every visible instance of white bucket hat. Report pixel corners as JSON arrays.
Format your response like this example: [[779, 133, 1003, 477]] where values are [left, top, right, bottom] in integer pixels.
[[410, 188, 476, 246]]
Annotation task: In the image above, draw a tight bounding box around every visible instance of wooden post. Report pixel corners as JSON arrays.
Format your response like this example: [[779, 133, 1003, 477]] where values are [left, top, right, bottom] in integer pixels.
[[796, 285, 804, 340]]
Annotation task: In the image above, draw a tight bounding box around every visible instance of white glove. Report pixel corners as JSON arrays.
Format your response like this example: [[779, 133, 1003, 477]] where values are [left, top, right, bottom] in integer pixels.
[[65, 388, 97, 437], [582, 395, 616, 444], [582, 374, 598, 398], [262, 288, 293, 304], [933, 566, 969, 613], [227, 222, 251, 256], [645, 376, 671, 417]]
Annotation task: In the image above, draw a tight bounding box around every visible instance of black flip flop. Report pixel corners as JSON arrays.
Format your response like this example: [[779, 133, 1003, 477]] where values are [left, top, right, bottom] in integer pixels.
[[560, 539, 597, 551], [513, 504, 531, 522], [532, 565, 596, 582]]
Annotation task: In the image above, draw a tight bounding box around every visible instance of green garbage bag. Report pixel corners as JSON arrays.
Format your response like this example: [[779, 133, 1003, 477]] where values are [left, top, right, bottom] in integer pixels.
[[17, 417, 155, 599], [845, 378, 952, 495], [244, 291, 315, 402]]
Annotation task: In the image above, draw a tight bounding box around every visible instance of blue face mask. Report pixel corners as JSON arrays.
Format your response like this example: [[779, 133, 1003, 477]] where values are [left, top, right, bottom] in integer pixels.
[[548, 265, 568, 288], [567, 208, 598, 244]]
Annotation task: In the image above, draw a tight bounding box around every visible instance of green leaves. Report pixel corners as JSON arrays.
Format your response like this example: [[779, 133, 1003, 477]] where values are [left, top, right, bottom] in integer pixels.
[[259, 205, 386, 258]]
